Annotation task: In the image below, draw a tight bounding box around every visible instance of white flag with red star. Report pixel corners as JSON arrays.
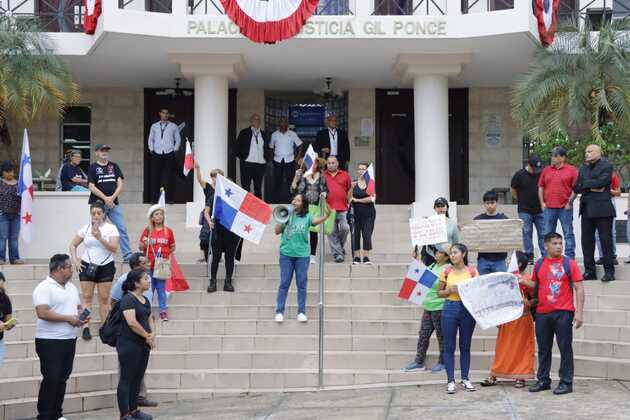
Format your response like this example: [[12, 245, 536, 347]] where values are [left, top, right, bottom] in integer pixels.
[[18, 129, 34, 243]]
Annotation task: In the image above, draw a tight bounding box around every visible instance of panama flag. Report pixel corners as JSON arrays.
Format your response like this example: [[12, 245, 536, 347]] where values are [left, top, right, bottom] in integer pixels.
[[534, 0, 560, 47], [212, 174, 272, 244], [302, 144, 318, 178], [362, 163, 375, 196], [18, 129, 34, 244], [183, 139, 194, 176], [398, 259, 438, 306]]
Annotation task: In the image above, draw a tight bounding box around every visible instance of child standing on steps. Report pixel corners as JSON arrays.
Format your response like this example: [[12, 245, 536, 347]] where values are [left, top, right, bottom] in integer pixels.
[[140, 205, 175, 322]]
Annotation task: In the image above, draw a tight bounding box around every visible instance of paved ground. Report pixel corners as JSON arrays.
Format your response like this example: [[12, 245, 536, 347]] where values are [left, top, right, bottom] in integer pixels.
[[71, 380, 630, 420]]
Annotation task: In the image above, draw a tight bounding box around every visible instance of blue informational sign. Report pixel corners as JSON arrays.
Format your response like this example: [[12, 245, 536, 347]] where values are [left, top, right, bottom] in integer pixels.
[[289, 105, 325, 127]]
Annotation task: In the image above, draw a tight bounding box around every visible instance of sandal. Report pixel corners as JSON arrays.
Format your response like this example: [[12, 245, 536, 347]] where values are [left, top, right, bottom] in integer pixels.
[[480, 376, 498, 387], [514, 380, 526, 388]]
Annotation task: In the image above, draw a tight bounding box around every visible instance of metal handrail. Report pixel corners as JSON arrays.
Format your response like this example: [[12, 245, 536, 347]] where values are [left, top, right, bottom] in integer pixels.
[[317, 194, 326, 389]]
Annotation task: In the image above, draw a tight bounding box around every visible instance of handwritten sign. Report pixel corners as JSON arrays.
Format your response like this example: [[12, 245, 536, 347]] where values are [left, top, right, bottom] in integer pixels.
[[459, 219, 523, 252], [409, 214, 448, 247], [458, 273, 524, 330]]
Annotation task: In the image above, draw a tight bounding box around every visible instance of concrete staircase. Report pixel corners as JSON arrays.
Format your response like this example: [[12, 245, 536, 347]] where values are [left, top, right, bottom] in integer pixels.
[[1, 261, 630, 419]]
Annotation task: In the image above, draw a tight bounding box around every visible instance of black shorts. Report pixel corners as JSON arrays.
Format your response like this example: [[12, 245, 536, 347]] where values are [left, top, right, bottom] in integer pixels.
[[78, 260, 116, 283]]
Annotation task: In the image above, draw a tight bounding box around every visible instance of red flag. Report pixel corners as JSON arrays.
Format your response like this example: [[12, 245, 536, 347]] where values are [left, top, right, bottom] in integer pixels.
[[166, 255, 189, 292], [183, 139, 194, 176], [84, 0, 102, 35]]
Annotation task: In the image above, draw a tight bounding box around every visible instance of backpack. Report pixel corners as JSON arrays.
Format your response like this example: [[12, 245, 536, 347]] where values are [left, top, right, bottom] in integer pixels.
[[531, 256, 573, 313], [99, 300, 123, 347]]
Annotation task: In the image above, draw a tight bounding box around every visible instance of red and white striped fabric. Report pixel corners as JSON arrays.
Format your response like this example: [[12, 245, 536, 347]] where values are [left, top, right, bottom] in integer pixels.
[[533, 0, 560, 47], [83, 0, 102, 35], [220, 0, 319, 43]]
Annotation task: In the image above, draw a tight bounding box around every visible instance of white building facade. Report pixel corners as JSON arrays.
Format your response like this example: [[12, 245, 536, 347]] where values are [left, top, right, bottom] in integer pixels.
[[4, 0, 629, 218]]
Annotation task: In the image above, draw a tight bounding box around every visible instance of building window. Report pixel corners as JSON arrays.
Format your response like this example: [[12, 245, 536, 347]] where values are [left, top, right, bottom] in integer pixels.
[[61, 106, 91, 173], [373, 0, 412, 15]]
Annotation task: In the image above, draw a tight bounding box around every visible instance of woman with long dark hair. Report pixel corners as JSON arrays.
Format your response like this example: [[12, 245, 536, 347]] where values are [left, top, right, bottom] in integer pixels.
[[117, 268, 155, 420], [274, 193, 331, 323], [0, 272, 15, 367], [350, 162, 376, 265], [437, 243, 479, 394], [0, 161, 22, 265]]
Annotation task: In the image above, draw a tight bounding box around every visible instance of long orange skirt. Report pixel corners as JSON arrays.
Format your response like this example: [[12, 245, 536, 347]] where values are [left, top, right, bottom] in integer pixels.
[[490, 312, 535, 379]]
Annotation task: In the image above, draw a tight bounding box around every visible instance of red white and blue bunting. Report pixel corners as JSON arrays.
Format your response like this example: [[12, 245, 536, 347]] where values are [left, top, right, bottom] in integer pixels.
[[220, 0, 319, 43], [533, 0, 560, 47]]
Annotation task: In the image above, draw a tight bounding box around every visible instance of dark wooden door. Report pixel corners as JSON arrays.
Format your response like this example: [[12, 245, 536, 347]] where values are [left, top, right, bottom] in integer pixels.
[[375, 89, 415, 204], [449, 88, 469, 204], [143, 89, 194, 204]]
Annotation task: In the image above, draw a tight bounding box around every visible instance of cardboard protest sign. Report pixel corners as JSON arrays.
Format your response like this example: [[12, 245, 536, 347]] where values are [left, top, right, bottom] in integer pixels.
[[459, 219, 523, 252], [458, 272, 524, 330], [409, 214, 448, 247]]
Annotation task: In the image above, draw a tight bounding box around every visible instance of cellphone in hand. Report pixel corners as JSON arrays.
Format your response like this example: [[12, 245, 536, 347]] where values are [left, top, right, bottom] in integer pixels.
[[79, 308, 91, 322], [5, 317, 17, 327]]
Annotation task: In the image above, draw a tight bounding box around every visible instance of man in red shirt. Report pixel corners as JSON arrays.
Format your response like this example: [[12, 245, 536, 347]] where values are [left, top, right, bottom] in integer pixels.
[[538, 146, 579, 258], [324, 156, 351, 263], [529, 232, 584, 396], [595, 171, 621, 265]]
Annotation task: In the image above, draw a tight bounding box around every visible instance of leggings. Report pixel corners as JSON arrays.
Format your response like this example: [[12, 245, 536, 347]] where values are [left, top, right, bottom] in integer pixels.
[[415, 310, 444, 365], [310, 231, 318, 256], [116, 338, 150, 416], [210, 234, 239, 280], [352, 211, 375, 251]]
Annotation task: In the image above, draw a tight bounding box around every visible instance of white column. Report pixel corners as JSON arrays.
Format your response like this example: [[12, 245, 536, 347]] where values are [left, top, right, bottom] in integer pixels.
[[193, 74, 228, 203], [413, 75, 450, 210]]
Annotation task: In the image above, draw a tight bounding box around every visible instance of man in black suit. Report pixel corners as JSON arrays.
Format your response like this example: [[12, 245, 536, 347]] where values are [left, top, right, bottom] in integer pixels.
[[573, 144, 616, 282], [315, 116, 350, 170], [235, 113, 270, 199]]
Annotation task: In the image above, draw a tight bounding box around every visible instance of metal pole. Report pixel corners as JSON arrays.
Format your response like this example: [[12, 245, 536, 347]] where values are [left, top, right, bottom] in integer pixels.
[[318, 194, 326, 389]]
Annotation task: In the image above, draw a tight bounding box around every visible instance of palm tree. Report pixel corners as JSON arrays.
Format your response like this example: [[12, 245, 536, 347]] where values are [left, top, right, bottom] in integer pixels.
[[0, 16, 80, 157], [511, 18, 630, 142]]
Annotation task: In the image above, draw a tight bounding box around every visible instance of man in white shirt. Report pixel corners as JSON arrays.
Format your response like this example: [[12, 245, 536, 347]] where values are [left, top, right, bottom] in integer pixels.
[[270, 117, 303, 202], [235, 113, 271, 199], [33, 254, 87, 420], [147, 108, 181, 203]]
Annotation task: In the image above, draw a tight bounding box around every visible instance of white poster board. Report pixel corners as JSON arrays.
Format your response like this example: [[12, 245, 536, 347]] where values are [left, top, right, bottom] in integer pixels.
[[457, 272, 524, 330], [409, 214, 448, 247]]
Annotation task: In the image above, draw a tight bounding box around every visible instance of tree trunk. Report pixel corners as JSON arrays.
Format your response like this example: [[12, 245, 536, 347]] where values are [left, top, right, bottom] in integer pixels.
[[0, 120, 19, 164]]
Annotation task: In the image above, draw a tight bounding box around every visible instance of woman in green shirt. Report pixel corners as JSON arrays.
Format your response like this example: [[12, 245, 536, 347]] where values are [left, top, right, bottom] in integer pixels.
[[274, 194, 330, 323], [403, 244, 451, 373]]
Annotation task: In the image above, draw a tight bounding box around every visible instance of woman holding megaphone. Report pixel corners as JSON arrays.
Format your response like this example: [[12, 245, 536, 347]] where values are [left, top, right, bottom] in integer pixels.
[[274, 193, 331, 323]]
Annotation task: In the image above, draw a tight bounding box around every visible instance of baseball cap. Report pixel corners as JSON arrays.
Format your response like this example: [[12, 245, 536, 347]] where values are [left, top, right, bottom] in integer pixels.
[[434, 197, 449, 207], [527, 155, 543, 172], [94, 144, 111, 151], [551, 146, 567, 157], [434, 243, 451, 255]]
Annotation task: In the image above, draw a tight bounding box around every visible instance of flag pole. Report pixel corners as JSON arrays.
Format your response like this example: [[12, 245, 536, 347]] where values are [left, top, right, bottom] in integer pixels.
[[318, 193, 326, 389]]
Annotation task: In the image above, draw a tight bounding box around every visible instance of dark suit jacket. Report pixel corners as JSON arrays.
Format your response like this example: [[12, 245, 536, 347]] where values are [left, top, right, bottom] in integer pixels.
[[573, 158, 616, 218], [315, 128, 350, 167], [235, 127, 271, 162]]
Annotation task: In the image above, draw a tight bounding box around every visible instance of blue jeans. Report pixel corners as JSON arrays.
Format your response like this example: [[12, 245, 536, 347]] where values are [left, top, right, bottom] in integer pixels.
[[441, 300, 476, 383], [543, 208, 575, 258], [596, 219, 617, 258], [0, 212, 20, 262], [152, 275, 167, 312], [276, 254, 309, 315], [519, 211, 545, 259], [477, 258, 507, 275], [105, 205, 131, 259]]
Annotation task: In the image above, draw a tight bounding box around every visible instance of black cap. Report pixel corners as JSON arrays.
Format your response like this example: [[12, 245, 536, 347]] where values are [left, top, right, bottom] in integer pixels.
[[551, 146, 567, 157], [527, 155, 543, 172], [94, 144, 111, 151], [434, 197, 449, 207]]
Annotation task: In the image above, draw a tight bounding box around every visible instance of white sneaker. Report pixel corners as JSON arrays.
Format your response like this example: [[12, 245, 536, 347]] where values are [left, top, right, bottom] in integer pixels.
[[310, 256, 317, 264], [274, 313, 284, 323], [461, 379, 476, 392], [446, 382, 457, 394], [297, 313, 308, 322]]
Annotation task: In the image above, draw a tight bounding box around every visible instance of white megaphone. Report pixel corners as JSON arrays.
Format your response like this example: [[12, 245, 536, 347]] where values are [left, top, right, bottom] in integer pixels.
[[273, 205, 294, 224]]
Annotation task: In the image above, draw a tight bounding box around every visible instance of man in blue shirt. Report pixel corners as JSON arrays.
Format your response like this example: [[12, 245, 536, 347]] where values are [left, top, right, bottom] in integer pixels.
[[110, 252, 157, 408]]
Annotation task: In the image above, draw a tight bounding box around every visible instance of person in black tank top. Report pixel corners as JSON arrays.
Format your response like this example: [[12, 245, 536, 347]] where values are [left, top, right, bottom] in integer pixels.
[[350, 163, 376, 265]]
